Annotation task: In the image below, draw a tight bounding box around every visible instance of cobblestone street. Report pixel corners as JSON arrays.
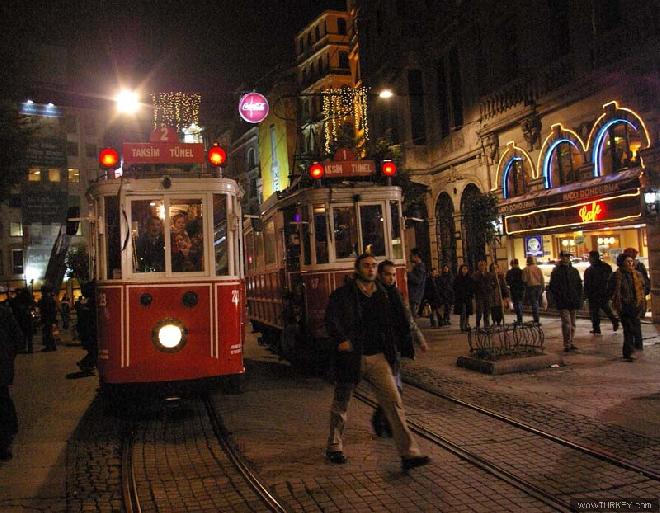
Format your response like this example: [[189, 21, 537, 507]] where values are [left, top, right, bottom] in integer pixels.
[[0, 314, 658, 512]]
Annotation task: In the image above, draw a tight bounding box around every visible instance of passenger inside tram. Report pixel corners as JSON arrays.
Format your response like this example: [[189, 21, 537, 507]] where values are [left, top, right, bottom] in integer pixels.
[[135, 216, 165, 272], [170, 203, 204, 272]]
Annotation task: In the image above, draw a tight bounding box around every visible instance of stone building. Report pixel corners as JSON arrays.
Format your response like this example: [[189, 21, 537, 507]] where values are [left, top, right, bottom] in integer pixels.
[[354, 0, 659, 319]]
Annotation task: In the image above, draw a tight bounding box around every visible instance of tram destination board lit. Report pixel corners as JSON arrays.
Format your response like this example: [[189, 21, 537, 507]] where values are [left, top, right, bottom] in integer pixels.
[[324, 160, 376, 178], [123, 142, 205, 165]]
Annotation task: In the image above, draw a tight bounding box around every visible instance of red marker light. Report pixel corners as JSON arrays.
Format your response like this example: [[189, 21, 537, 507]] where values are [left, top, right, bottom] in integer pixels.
[[309, 162, 325, 179], [207, 144, 227, 167], [99, 147, 120, 168], [381, 160, 397, 177]]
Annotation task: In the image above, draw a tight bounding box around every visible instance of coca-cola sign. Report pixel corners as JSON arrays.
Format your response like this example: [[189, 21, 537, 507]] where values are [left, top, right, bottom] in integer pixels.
[[238, 92, 269, 123]]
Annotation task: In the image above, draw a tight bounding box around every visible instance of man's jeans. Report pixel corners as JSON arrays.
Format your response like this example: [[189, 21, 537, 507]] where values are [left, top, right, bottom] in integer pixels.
[[559, 309, 576, 348], [526, 286, 543, 323]]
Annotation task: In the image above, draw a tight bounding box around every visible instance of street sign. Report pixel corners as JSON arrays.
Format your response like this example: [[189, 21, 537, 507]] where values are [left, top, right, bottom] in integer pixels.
[[324, 160, 376, 177], [238, 92, 269, 123], [122, 142, 204, 165]]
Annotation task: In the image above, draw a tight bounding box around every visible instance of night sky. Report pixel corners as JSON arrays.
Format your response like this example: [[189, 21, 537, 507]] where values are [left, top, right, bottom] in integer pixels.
[[4, 0, 346, 108]]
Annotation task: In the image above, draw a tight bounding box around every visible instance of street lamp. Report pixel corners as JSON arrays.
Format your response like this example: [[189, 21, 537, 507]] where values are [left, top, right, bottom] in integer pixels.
[[115, 89, 140, 114], [378, 89, 394, 99]]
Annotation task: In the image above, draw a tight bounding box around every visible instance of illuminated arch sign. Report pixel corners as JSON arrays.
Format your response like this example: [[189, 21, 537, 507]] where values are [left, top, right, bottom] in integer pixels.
[[504, 190, 641, 235], [239, 92, 269, 123]]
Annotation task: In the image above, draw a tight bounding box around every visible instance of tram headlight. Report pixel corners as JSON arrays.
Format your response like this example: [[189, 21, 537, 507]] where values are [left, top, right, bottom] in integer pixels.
[[152, 318, 187, 352]]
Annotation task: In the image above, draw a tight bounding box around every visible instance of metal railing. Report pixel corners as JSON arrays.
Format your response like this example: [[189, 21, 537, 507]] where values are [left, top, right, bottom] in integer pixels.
[[467, 322, 544, 360]]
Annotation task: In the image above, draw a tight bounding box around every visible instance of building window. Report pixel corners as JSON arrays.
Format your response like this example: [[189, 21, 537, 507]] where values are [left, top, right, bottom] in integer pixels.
[[10, 222, 23, 237], [85, 144, 97, 159], [338, 51, 349, 69], [505, 159, 527, 197], [67, 168, 80, 183], [306, 32, 312, 48], [11, 249, 24, 275], [67, 141, 79, 156], [247, 148, 256, 168], [48, 168, 61, 182], [435, 58, 450, 139], [337, 18, 347, 35], [550, 141, 581, 185], [27, 168, 41, 182], [64, 116, 77, 133], [600, 122, 643, 175], [315, 25, 320, 41], [449, 47, 463, 128], [407, 69, 427, 145]]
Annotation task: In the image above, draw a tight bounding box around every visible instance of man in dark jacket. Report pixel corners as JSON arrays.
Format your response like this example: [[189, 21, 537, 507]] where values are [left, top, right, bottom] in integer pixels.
[[472, 260, 493, 328], [406, 248, 426, 318], [436, 265, 455, 325], [549, 252, 583, 352], [9, 288, 34, 353], [325, 254, 430, 472], [76, 282, 97, 373], [38, 287, 58, 352], [505, 259, 525, 324], [584, 250, 619, 335], [0, 303, 23, 460]]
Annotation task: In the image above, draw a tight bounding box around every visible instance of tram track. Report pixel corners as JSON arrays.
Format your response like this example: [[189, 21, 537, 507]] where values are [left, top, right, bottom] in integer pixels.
[[119, 396, 290, 513], [353, 390, 574, 513], [402, 374, 660, 482]]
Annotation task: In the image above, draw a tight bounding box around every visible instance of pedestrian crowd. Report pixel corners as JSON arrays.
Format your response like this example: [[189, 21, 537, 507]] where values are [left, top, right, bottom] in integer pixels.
[[0, 283, 98, 461]]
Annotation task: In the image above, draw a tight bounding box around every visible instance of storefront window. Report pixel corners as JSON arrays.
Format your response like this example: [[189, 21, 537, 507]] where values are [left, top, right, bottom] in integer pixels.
[[360, 204, 386, 256], [313, 204, 329, 264], [333, 206, 359, 259], [601, 122, 643, 175], [132, 199, 165, 273], [169, 199, 204, 273], [390, 201, 403, 260], [213, 194, 228, 276]]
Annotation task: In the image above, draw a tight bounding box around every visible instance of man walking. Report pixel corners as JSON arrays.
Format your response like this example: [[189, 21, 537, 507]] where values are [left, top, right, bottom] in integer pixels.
[[584, 250, 619, 335], [325, 254, 430, 472], [609, 253, 645, 361], [549, 252, 583, 352], [406, 249, 426, 318], [522, 256, 545, 324], [472, 260, 493, 328], [506, 259, 525, 324]]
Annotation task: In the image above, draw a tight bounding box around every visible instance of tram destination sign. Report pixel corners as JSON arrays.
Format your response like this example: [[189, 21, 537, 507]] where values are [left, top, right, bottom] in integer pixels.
[[123, 142, 204, 165], [324, 160, 376, 178]]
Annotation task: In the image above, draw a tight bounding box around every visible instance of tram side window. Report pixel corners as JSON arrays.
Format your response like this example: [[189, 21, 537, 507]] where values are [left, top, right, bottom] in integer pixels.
[[333, 206, 359, 259], [105, 196, 122, 279], [390, 201, 403, 259], [255, 231, 265, 269], [170, 199, 204, 273], [132, 200, 165, 273], [212, 194, 229, 276], [264, 219, 276, 265], [301, 207, 312, 265], [313, 204, 329, 264], [245, 231, 255, 272], [360, 205, 386, 256]]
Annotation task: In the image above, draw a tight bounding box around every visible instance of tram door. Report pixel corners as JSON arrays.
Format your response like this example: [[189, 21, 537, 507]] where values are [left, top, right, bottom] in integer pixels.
[[282, 205, 305, 327]]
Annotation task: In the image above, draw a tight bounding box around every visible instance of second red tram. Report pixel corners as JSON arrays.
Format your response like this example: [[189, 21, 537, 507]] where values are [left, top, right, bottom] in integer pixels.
[[244, 182, 407, 367], [87, 172, 245, 391]]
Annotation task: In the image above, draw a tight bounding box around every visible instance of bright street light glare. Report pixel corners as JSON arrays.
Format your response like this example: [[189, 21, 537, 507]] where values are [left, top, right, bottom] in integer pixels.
[[378, 89, 394, 99], [115, 90, 140, 114]]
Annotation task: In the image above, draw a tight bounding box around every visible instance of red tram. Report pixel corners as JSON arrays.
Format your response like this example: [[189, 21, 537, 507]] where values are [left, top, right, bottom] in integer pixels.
[[244, 170, 407, 368], [87, 167, 245, 393]]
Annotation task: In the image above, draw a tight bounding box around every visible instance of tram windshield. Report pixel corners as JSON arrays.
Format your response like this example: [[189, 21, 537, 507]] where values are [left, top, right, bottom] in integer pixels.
[[169, 199, 204, 273]]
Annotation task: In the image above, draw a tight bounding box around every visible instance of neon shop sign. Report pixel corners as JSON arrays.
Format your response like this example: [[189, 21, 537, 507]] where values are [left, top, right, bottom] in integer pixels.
[[578, 201, 603, 223]]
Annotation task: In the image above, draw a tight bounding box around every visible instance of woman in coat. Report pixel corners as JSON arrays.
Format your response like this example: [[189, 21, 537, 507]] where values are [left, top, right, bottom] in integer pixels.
[[489, 263, 510, 325], [609, 253, 645, 362], [453, 264, 475, 331]]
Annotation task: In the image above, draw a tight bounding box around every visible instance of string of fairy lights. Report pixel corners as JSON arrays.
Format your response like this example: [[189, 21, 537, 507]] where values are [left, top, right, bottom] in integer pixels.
[[322, 86, 370, 154], [152, 92, 201, 131]]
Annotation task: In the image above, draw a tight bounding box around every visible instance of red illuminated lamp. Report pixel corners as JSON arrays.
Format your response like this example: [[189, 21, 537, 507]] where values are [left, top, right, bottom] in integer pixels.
[[207, 144, 227, 167], [99, 147, 120, 168], [309, 162, 325, 179], [381, 160, 397, 177]]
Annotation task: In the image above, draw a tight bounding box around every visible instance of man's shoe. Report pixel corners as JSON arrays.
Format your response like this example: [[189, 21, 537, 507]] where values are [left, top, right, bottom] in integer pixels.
[[564, 347, 571, 353], [569, 345, 578, 351], [589, 330, 602, 335], [612, 319, 619, 332], [325, 451, 347, 464], [401, 455, 430, 472]]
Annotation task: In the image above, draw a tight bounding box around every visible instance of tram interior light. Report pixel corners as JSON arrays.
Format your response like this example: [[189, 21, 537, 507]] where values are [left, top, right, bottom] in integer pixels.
[[309, 162, 324, 179], [159, 324, 183, 349]]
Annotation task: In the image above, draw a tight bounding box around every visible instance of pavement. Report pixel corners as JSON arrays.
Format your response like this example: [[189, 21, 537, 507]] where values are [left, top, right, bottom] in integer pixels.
[[0, 311, 658, 512]]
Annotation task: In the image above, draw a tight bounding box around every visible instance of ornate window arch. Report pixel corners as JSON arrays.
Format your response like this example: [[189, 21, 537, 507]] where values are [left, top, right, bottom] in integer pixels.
[[587, 101, 651, 177], [537, 123, 586, 188], [493, 141, 535, 199]]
